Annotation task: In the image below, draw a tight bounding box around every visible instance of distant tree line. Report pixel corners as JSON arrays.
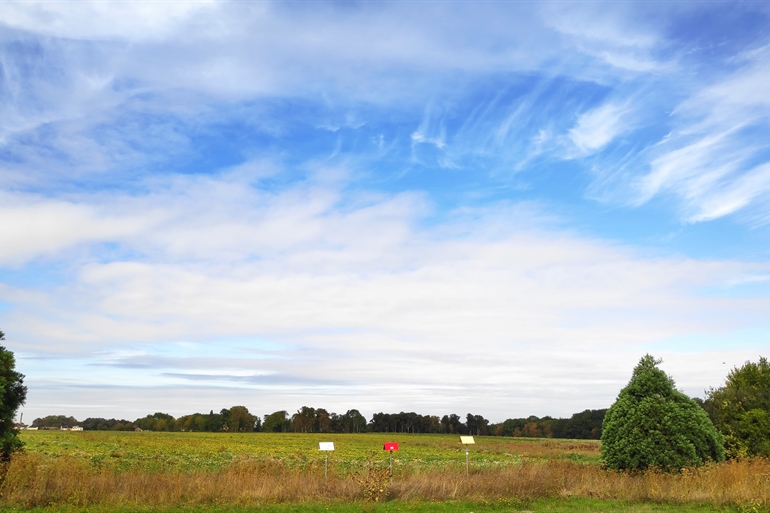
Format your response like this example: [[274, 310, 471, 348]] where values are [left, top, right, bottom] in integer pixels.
[[498, 409, 608, 439], [30, 406, 606, 439], [31, 415, 80, 429]]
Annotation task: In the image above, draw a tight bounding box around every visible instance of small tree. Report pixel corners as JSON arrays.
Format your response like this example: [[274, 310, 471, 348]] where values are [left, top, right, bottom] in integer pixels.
[[601, 355, 724, 471], [705, 357, 770, 458], [0, 329, 27, 460]]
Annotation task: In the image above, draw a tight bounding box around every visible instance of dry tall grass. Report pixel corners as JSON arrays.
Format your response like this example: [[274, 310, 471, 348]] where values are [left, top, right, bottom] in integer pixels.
[[2, 452, 768, 508]]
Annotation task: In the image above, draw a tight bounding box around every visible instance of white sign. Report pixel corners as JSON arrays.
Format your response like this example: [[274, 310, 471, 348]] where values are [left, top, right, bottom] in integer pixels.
[[460, 436, 475, 444], [318, 442, 335, 451]]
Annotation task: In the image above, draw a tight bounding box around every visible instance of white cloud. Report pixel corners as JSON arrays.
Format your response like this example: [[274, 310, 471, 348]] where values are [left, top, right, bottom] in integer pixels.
[[567, 102, 631, 157], [633, 48, 770, 222], [542, 2, 670, 74], [687, 163, 770, 222], [0, 1, 607, 107], [0, 192, 163, 266], [0, 1, 220, 42], [4, 173, 770, 420], [411, 105, 447, 151]]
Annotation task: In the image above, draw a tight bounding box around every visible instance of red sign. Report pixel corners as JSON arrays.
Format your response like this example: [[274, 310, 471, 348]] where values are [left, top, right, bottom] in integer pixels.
[[383, 442, 399, 451]]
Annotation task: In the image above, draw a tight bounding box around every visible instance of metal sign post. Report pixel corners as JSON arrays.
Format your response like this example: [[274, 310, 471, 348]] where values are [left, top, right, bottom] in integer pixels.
[[318, 442, 334, 480], [383, 442, 399, 482], [459, 436, 475, 477]]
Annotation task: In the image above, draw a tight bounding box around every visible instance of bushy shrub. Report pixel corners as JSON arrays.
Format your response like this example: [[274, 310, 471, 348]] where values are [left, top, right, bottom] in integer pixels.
[[705, 357, 770, 458], [0, 329, 27, 460], [601, 354, 724, 471]]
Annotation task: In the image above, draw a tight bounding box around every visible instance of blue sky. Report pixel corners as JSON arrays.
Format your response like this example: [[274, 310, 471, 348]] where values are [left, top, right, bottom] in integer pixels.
[[1, 0, 770, 423]]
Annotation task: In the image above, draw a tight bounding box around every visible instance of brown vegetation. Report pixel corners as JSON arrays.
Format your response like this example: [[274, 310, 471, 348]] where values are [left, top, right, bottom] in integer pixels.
[[2, 452, 769, 509], [487, 440, 600, 459]]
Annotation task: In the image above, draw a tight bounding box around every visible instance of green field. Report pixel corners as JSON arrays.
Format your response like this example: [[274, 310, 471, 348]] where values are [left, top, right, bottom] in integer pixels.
[[18, 430, 601, 474]]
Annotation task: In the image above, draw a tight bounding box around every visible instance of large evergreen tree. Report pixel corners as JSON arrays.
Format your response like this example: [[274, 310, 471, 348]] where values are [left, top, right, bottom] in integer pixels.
[[705, 357, 770, 458], [601, 355, 724, 471], [0, 329, 27, 460]]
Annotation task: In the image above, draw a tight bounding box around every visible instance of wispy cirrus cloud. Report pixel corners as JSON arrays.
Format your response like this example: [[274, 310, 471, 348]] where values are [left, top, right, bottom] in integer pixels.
[[566, 101, 634, 157], [634, 46, 770, 222], [541, 1, 671, 75]]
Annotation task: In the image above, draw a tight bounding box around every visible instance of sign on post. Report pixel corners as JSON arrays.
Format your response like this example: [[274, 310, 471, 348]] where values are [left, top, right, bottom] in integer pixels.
[[383, 442, 399, 479], [459, 436, 475, 476], [319, 442, 334, 479]]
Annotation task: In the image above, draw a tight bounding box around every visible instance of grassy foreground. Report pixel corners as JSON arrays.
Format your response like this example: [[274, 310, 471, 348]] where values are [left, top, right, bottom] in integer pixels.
[[3, 431, 768, 511], [0, 498, 759, 513]]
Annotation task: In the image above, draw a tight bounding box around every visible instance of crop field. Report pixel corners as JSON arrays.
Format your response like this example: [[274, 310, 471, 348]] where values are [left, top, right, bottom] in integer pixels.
[[15, 430, 601, 474], [2, 431, 769, 512]]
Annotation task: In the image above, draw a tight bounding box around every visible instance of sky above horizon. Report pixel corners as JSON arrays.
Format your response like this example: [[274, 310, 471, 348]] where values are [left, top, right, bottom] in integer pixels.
[[2, 0, 770, 424]]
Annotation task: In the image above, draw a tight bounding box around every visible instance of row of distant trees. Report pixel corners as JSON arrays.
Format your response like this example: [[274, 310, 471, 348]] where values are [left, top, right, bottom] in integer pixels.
[[31, 407, 607, 439]]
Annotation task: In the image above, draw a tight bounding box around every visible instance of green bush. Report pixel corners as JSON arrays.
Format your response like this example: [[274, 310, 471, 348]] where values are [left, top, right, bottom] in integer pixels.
[[705, 357, 770, 458], [0, 329, 27, 460], [601, 355, 724, 471]]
